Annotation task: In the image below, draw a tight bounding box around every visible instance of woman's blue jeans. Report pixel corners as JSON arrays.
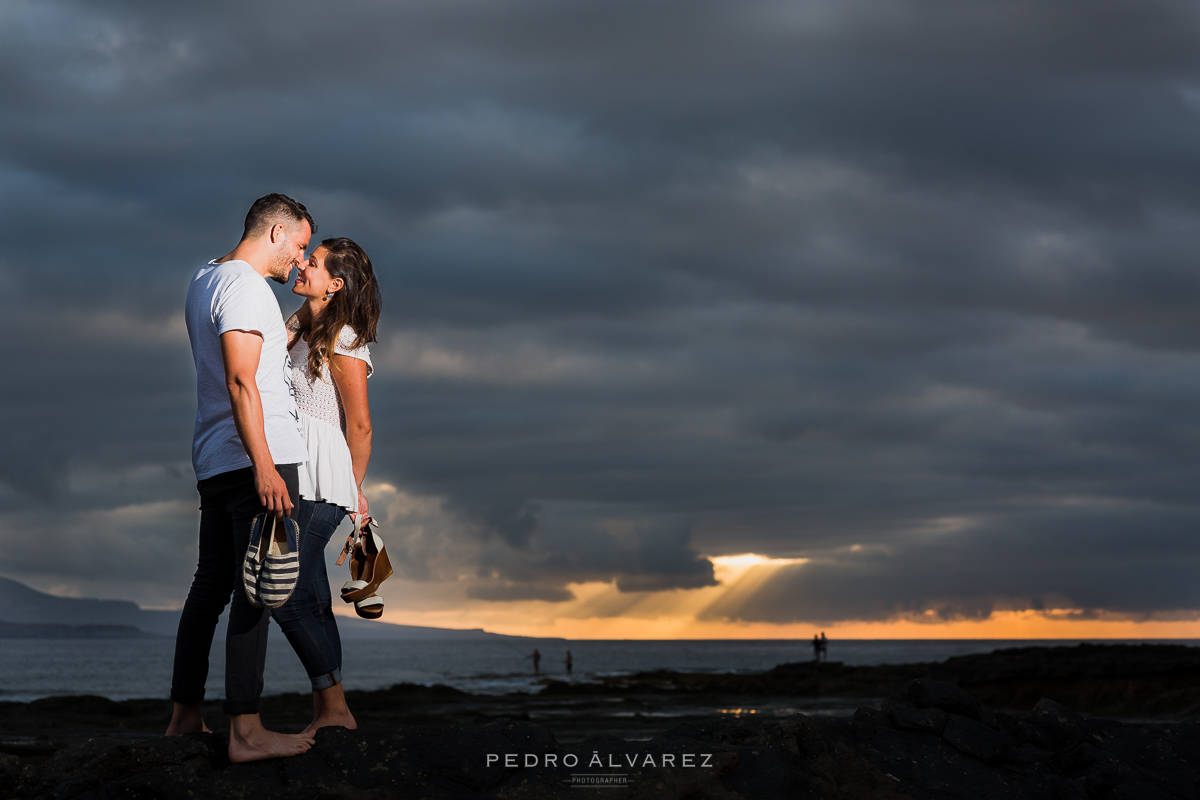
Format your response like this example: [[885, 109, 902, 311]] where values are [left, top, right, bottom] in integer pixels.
[[272, 498, 346, 691]]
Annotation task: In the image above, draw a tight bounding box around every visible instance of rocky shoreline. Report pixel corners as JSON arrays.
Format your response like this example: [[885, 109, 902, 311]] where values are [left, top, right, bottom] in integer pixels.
[[577, 642, 1200, 717], [3, 643, 1200, 798]]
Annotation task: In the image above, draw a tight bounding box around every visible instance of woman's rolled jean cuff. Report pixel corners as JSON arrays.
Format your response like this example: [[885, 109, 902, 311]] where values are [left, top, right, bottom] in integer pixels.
[[312, 667, 342, 692]]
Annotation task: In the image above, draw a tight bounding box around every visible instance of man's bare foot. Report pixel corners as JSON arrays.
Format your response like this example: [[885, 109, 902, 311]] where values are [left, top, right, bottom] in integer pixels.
[[228, 713, 314, 763], [301, 684, 357, 737], [166, 702, 212, 736]]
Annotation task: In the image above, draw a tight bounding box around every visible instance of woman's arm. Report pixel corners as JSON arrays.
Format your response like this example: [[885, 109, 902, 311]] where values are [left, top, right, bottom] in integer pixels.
[[330, 354, 372, 491]]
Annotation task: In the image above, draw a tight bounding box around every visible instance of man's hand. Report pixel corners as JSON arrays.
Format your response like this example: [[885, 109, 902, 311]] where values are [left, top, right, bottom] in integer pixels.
[[255, 465, 293, 517], [357, 488, 369, 519]]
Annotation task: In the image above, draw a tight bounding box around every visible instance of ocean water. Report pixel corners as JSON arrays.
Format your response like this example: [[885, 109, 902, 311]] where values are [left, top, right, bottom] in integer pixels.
[[0, 636, 1194, 702]]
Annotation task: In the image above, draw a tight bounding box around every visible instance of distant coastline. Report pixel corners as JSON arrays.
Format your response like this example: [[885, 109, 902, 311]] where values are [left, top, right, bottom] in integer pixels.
[[0, 620, 164, 639], [0, 574, 556, 642]]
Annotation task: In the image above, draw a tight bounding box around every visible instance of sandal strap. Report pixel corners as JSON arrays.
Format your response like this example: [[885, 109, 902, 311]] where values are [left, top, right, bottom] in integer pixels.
[[335, 533, 355, 566]]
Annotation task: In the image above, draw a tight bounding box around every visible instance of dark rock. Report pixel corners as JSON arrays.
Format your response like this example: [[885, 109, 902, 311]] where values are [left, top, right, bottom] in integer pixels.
[[10, 643, 1200, 757], [11, 679, 1200, 800], [0, 752, 20, 789], [879, 690, 907, 711], [12, 645, 1200, 799], [935, 643, 1200, 684], [851, 707, 885, 726], [584, 643, 1200, 720], [889, 706, 947, 735], [940, 713, 1012, 764], [992, 710, 1022, 736], [16, 732, 221, 799], [907, 679, 984, 719], [1016, 720, 1060, 751], [1026, 698, 1093, 749], [931, 643, 1200, 716]]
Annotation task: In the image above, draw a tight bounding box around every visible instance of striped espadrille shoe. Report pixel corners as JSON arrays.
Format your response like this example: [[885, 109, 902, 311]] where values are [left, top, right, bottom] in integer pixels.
[[243, 513, 301, 609], [242, 515, 267, 607]]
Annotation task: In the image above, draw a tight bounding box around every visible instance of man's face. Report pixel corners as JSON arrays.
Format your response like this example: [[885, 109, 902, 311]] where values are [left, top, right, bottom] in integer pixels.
[[267, 220, 311, 283]]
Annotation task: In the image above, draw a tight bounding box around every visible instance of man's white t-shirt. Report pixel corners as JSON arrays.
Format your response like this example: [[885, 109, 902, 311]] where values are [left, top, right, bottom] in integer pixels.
[[185, 260, 307, 480]]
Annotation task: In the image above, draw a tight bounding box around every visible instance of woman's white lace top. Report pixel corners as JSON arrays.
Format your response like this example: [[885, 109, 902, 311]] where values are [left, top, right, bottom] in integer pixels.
[[288, 323, 373, 512]]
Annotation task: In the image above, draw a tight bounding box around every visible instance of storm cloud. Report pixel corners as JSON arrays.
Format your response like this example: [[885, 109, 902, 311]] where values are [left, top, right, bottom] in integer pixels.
[[3, 0, 1200, 623]]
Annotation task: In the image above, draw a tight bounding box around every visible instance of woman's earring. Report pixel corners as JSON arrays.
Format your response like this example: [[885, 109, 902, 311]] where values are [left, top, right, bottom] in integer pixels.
[[324, 290, 334, 301]]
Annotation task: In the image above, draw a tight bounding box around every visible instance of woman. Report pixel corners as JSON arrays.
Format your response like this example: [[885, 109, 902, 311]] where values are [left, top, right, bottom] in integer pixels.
[[272, 236, 381, 735]]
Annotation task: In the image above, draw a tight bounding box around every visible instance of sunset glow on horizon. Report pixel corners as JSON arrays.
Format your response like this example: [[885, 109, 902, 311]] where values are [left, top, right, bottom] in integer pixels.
[[344, 552, 1200, 641]]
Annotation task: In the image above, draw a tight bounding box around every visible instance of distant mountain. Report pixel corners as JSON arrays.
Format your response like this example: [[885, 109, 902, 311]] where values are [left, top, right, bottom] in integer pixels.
[[0, 575, 555, 642], [0, 621, 161, 639], [0, 574, 180, 635]]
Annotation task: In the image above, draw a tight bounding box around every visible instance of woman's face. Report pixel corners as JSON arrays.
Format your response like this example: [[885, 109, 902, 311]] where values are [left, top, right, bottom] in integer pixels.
[[293, 245, 342, 300]]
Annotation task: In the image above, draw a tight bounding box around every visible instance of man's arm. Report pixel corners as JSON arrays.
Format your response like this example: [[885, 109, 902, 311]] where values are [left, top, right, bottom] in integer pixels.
[[220, 330, 292, 516]]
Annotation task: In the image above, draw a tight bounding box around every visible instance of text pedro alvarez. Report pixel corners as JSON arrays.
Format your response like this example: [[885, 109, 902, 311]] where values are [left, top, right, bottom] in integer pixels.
[[487, 751, 717, 769]]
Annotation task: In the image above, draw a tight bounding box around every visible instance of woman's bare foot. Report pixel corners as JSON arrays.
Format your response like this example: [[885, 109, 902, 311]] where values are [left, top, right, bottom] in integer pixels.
[[301, 684, 357, 737], [228, 714, 314, 763], [166, 702, 212, 736]]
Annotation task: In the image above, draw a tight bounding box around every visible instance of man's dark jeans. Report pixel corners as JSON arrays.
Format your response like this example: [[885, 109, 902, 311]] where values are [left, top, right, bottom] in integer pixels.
[[170, 464, 299, 715]]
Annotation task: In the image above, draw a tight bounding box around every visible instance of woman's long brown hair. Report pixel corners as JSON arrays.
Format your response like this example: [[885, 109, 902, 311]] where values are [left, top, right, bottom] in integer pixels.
[[302, 237, 382, 380]]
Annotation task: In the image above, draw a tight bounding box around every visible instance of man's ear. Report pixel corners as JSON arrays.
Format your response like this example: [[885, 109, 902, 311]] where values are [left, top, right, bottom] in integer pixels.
[[270, 222, 287, 244]]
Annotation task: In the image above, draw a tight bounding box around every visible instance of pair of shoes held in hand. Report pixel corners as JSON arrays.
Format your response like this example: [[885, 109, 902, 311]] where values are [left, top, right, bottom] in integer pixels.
[[243, 513, 301, 609], [337, 514, 392, 619]]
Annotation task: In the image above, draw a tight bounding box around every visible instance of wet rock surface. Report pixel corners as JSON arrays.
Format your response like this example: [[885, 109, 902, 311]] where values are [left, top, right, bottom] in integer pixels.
[[540, 643, 1200, 717], [7, 645, 1200, 797], [6, 644, 1200, 756], [928, 643, 1200, 717], [7, 683, 1200, 799]]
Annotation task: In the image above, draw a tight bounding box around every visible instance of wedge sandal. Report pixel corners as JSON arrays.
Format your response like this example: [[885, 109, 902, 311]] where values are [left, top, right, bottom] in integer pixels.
[[353, 594, 385, 620], [336, 514, 392, 617]]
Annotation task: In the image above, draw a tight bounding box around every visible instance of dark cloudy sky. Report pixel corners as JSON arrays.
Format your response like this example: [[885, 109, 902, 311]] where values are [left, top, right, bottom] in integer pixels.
[[4, 0, 1200, 630]]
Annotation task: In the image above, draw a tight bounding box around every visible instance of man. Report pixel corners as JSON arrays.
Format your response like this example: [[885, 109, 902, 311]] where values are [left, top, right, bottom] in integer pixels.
[[166, 194, 314, 762]]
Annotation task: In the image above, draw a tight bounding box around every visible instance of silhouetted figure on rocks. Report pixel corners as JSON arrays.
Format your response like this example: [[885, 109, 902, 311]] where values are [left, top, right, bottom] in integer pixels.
[[819, 632, 828, 662], [565, 651, 573, 675], [531, 649, 541, 674], [812, 634, 821, 663]]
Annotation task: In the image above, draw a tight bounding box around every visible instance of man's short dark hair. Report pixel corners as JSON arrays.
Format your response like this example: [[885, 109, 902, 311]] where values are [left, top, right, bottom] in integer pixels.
[[242, 193, 317, 240]]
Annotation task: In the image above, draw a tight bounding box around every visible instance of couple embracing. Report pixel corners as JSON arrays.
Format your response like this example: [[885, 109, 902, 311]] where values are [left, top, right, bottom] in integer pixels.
[[166, 194, 382, 762]]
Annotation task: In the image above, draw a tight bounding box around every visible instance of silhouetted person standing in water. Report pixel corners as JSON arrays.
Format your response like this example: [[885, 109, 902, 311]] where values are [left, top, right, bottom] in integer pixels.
[[531, 649, 542, 674], [819, 632, 829, 662], [565, 651, 573, 675], [812, 634, 821, 663]]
